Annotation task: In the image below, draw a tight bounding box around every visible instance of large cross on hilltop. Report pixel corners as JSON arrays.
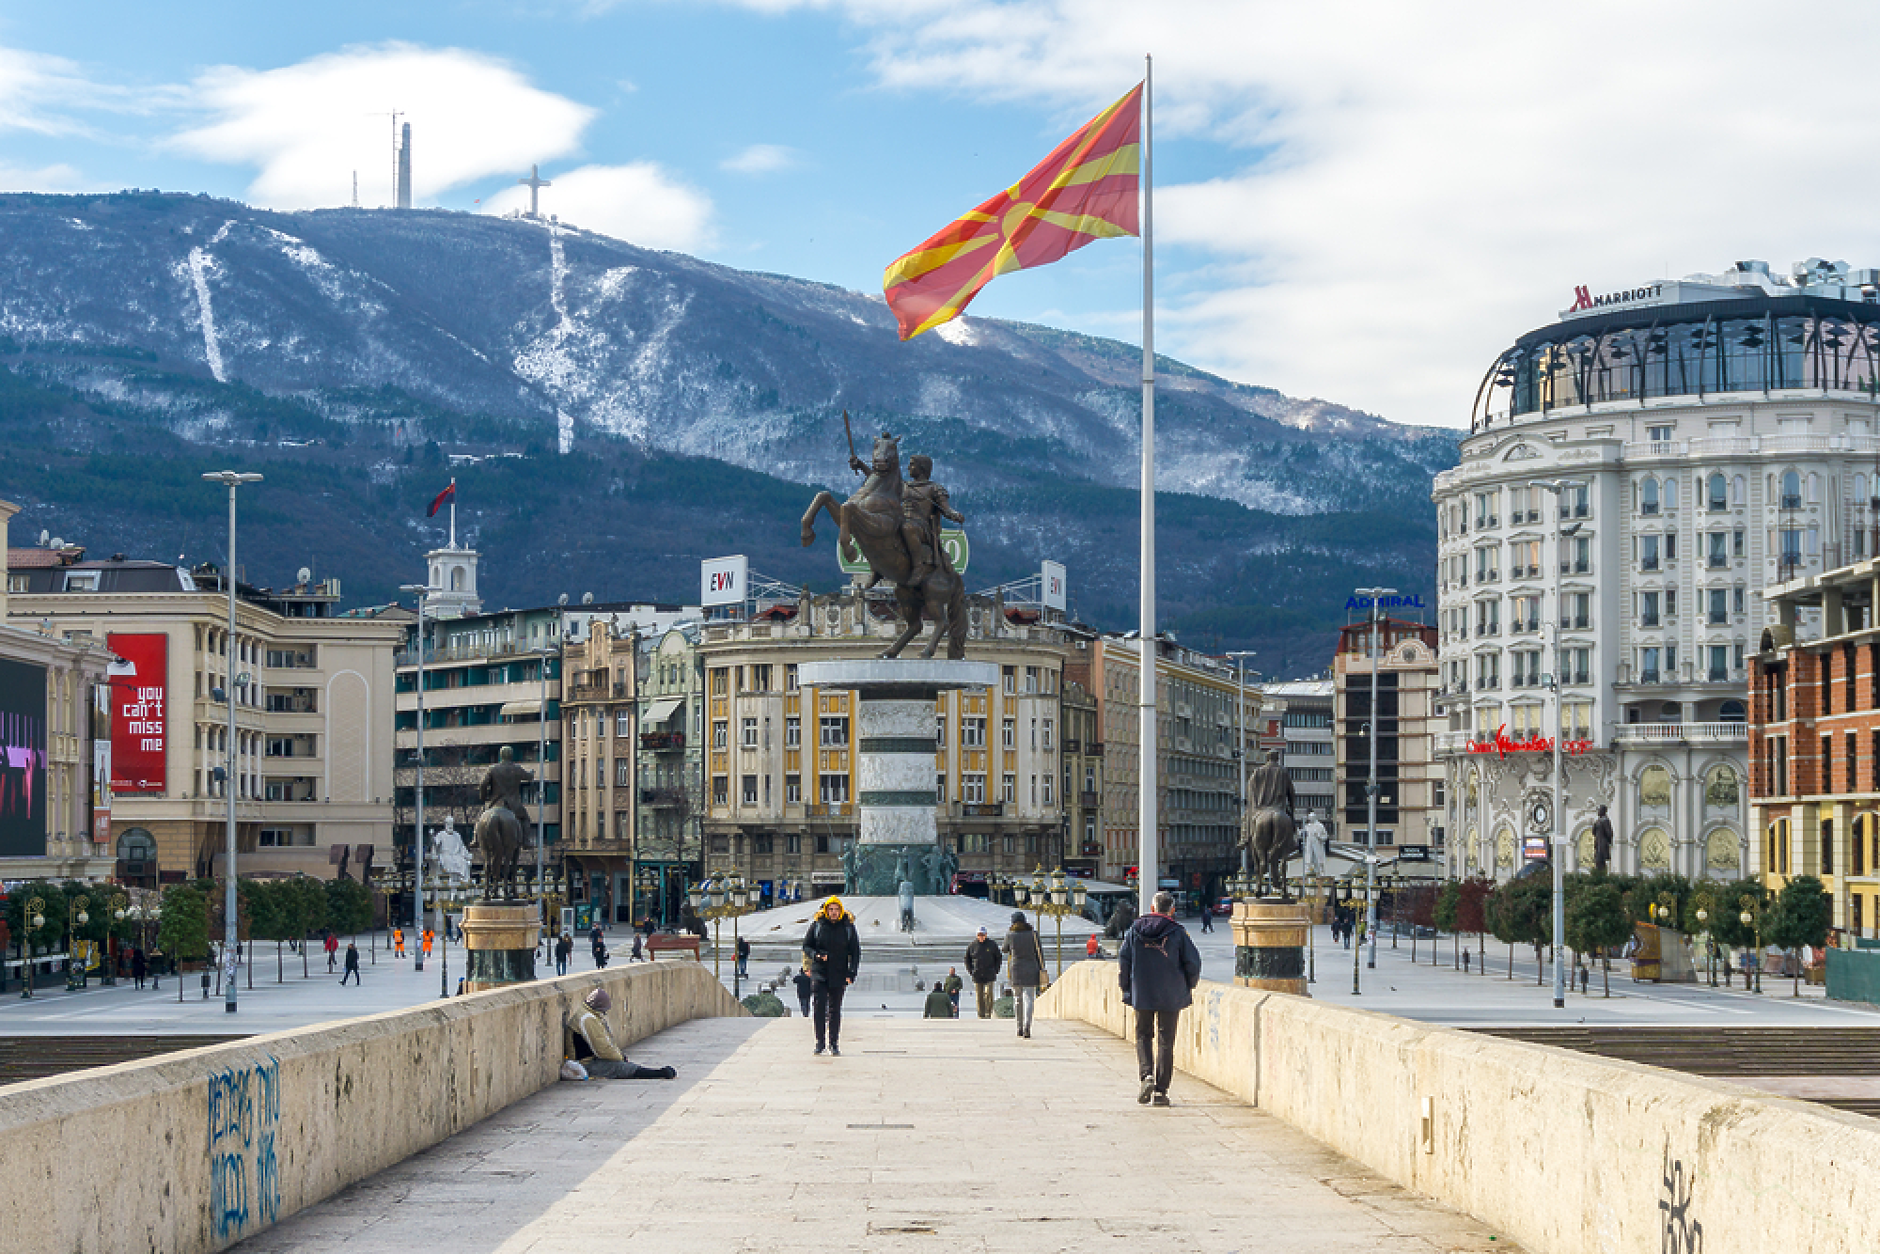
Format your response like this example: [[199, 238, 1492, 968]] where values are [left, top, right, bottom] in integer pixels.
[[518, 165, 552, 219]]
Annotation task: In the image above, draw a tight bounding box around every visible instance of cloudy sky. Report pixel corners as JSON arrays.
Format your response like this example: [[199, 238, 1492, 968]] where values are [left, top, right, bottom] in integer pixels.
[[4, 1, 1879, 429]]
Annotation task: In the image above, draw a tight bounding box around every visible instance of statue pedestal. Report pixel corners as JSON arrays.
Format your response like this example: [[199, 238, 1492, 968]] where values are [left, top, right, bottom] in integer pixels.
[[1233, 898, 1309, 997], [797, 659, 999, 896], [461, 901, 540, 993]]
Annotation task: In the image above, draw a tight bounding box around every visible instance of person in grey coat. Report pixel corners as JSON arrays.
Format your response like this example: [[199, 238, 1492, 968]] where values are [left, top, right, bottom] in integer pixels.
[[1118, 891, 1203, 1106], [1002, 911, 1047, 1038]]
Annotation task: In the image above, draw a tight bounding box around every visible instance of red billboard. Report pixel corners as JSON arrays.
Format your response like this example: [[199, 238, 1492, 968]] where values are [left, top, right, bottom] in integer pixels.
[[107, 633, 168, 794]]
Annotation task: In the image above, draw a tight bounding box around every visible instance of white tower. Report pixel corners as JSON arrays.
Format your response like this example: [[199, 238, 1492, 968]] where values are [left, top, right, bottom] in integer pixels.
[[425, 491, 480, 620]]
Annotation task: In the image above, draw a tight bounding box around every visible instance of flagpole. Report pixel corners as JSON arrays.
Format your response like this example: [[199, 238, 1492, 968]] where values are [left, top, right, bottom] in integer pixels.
[[1138, 53, 1157, 919], [449, 479, 457, 548]]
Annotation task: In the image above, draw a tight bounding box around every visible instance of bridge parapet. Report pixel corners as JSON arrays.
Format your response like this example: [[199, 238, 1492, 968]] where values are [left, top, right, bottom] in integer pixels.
[[0, 961, 744, 1254], [1041, 960, 1880, 1254]]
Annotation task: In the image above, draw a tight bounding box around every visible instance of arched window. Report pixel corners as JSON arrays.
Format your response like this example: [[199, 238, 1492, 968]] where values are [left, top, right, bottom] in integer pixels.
[[1664, 477, 1678, 510], [1718, 699, 1747, 723], [1732, 474, 1746, 506], [1659, 701, 1683, 723], [1641, 476, 1660, 515], [451, 565, 466, 591], [1808, 472, 1821, 504], [1782, 470, 1801, 508], [1708, 473, 1728, 510]]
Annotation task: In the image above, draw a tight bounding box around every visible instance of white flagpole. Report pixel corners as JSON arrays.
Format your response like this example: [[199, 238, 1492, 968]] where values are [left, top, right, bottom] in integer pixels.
[[448, 479, 457, 549], [1138, 54, 1158, 918]]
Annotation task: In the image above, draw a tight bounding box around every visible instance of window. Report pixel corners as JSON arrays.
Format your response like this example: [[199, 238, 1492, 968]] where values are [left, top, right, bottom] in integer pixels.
[[1509, 485, 1533, 522], [1640, 591, 1660, 628], [1567, 535, 1590, 574], [741, 717, 757, 748], [1001, 717, 1016, 749], [785, 717, 801, 748], [1708, 531, 1729, 568], [1564, 647, 1591, 685], [1640, 535, 1660, 571], [1708, 588, 1728, 625], [819, 716, 849, 747], [1780, 528, 1804, 569], [1561, 591, 1590, 629], [1647, 424, 1674, 442], [1042, 775, 1053, 805], [818, 773, 849, 804], [741, 774, 758, 805], [1708, 645, 1729, 682], [1640, 477, 1660, 515], [712, 720, 727, 749], [1782, 469, 1802, 510], [1641, 647, 1661, 684], [616, 758, 631, 786], [1042, 718, 1054, 751], [751, 664, 771, 692], [963, 717, 986, 747], [785, 664, 798, 691], [1025, 666, 1039, 693], [1001, 772, 1016, 802], [1475, 598, 1501, 636], [1513, 540, 1541, 578], [1510, 594, 1540, 632], [963, 773, 986, 803], [785, 774, 801, 803], [1733, 528, 1745, 557], [1474, 545, 1499, 582], [1475, 653, 1500, 689], [712, 775, 728, 805], [936, 714, 947, 748], [1708, 473, 1728, 511], [1002, 666, 1015, 694]]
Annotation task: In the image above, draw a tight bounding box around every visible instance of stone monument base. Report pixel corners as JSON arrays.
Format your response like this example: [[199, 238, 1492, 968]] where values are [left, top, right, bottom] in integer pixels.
[[461, 901, 540, 993], [847, 843, 958, 897], [1233, 898, 1309, 996]]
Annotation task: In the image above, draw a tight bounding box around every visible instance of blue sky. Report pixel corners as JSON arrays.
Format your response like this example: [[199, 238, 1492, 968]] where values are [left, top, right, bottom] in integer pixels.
[[7, 1, 1880, 429]]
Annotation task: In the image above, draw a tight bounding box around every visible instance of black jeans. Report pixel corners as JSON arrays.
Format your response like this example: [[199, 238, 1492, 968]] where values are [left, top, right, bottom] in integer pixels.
[[812, 979, 847, 1048], [1135, 1008, 1180, 1094]]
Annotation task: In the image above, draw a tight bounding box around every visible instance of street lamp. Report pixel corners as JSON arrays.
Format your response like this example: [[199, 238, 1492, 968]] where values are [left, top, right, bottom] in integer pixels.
[[102, 892, 127, 986], [18, 896, 44, 999], [534, 640, 555, 926], [690, 871, 758, 995], [1031, 866, 1087, 979], [1227, 651, 1258, 876], [66, 894, 90, 991], [1693, 892, 1717, 986], [204, 469, 262, 1014], [1530, 478, 1586, 1010], [1353, 586, 1395, 989], [400, 583, 443, 973], [1739, 894, 1764, 993]]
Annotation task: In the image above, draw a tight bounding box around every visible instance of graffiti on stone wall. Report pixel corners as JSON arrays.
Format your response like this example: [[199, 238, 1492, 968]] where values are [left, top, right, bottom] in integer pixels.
[[1659, 1147, 1702, 1254], [208, 1055, 282, 1242]]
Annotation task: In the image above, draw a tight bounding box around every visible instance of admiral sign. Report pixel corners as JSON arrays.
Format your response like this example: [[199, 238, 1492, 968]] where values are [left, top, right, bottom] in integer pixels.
[[1347, 593, 1426, 612]]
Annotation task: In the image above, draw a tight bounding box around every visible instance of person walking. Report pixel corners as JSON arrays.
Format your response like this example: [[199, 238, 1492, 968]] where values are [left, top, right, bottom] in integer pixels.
[[736, 934, 751, 978], [1199, 902, 1214, 934], [1002, 911, 1047, 1038], [340, 942, 361, 985], [801, 896, 860, 1056], [393, 927, 406, 959], [631, 933, 644, 963], [943, 967, 963, 1015], [964, 926, 1003, 1019], [555, 932, 573, 976], [1119, 890, 1203, 1107], [793, 965, 813, 1018], [131, 948, 147, 990], [324, 931, 339, 971]]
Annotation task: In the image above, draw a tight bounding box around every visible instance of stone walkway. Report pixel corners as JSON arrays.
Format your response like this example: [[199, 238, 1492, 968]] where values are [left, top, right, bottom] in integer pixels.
[[234, 1015, 1523, 1253]]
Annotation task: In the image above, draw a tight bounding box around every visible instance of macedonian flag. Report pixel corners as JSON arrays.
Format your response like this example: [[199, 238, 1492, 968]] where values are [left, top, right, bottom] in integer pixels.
[[883, 83, 1142, 340]]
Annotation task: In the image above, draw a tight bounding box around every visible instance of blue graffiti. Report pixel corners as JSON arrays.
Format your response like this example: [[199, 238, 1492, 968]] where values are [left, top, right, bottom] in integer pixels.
[[208, 1056, 281, 1242]]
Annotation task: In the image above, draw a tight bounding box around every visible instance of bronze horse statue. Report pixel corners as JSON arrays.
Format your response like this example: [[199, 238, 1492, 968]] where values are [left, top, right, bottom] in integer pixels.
[[471, 803, 526, 900], [799, 430, 968, 660], [1243, 808, 1300, 902]]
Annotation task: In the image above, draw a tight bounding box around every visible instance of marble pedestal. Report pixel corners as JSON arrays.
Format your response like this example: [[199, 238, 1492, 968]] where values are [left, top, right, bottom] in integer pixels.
[[461, 901, 540, 993], [1233, 897, 1310, 996], [797, 659, 999, 898]]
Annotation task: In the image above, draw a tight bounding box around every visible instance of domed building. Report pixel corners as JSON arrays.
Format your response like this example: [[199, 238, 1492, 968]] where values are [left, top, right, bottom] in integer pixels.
[[1432, 259, 1880, 881]]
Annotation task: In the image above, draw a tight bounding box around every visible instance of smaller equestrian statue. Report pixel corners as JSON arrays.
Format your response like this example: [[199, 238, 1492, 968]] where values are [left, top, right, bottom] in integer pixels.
[[799, 414, 969, 660], [1241, 747, 1301, 901], [472, 746, 531, 900]]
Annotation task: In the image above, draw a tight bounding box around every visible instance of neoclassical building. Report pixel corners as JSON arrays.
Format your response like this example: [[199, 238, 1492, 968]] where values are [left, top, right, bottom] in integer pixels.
[[1433, 258, 1880, 881]]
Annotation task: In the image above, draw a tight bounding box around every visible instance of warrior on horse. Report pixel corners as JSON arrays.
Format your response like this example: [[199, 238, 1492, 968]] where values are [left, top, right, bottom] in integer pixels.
[[799, 415, 969, 660], [473, 745, 531, 900], [1241, 746, 1301, 901]]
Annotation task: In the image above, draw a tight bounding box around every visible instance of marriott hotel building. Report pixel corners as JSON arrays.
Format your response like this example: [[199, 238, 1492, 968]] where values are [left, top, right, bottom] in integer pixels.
[[1432, 259, 1880, 881]]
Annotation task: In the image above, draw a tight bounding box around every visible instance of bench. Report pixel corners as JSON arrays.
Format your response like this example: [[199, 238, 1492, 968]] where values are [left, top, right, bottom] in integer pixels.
[[645, 934, 702, 961]]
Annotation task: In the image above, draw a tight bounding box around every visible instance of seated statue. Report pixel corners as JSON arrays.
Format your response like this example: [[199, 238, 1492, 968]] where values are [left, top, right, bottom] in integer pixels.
[[565, 987, 676, 1080]]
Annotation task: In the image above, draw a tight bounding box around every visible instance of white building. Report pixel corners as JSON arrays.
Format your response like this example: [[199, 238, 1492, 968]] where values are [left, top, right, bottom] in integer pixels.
[[1261, 679, 1337, 833], [1433, 258, 1880, 881]]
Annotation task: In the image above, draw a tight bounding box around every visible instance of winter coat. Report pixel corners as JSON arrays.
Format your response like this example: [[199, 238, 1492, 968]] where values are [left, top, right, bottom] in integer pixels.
[[343, 946, 360, 972], [1118, 912, 1203, 1013], [1002, 922, 1046, 987], [923, 985, 955, 1018], [964, 937, 1003, 983], [802, 915, 861, 985], [792, 971, 813, 1000], [942, 973, 963, 995]]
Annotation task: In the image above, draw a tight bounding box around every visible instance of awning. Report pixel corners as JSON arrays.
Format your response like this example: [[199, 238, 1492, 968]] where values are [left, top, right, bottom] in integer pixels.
[[644, 697, 683, 724], [499, 699, 543, 719]]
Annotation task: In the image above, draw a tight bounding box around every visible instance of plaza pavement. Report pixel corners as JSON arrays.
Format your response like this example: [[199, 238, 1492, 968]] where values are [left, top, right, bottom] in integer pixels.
[[228, 1013, 1524, 1254]]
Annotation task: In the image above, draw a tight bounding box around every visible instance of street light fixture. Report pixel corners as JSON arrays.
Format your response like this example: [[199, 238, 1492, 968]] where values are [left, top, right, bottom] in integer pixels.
[[1529, 478, 1586, 1010], [1352, 586, 1395, 992], [1030, 866, 1087, 979], [102, 892, 128, 986], [66, 894, 90, 991], [400, 583, 443, 973], [1739, 894, 1764, 994], [17, 896, 45, 999], [1226, 651, 1258, 878], [204, 469, 262, 1013], [690, 871, 758, 995]]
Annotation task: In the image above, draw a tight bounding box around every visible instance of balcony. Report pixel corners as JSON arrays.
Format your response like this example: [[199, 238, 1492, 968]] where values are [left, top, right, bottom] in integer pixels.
[[1708, 555, 1729, 569], [1063, 738, 1081, 754], [1640, 558, 1660, 572], [959, 802, 1004, 818], [1611, 721, 1747, 747], [1640, 670, 1661, 684], [806, 802, 853, 817], [1079, 791, 1099, 809], [641, 787, 689, 807], [641, 732, 686, 751]]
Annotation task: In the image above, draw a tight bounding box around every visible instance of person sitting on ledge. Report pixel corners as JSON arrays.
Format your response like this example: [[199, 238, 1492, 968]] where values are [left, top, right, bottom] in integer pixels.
[[566, 987, 677, 1080]]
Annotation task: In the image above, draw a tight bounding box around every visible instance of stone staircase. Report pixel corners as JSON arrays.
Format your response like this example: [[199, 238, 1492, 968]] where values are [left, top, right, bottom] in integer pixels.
[[0, 1035, 246, 1085]]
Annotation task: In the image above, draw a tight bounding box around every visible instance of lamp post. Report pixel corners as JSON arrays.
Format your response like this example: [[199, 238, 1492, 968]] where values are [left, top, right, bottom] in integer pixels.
[[1030, 866, 1088, 979], [204, 469, 262, 1013], [400, 583, 442, 973], [1353, 586, 1395, 986], [535, 641, 554, 928], [1227, 651, 1258, 875], [1530, 478, 1586, 1010], [65, 894, 90, 991], [690, 871, 758, 995], [102, 892, 128, 986], [18, 896, 44, 998], [1739, 894, 1764, 994], [1694, 892, 1717, 986]]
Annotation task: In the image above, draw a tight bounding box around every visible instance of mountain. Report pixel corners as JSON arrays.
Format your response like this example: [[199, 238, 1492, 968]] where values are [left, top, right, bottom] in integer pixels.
[[0, 191, 1456, 674]]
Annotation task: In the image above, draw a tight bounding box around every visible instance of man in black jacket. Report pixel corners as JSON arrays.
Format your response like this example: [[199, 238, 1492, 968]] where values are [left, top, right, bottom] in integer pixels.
[[1118, 891, 1203, 1107], [964, 926, 1003, 1018], [801, 896, 861, 1055]]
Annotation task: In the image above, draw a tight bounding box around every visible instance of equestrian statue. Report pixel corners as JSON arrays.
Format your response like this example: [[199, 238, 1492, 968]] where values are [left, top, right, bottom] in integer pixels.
[[1241, 747, 1301, 901], [473, 745, 531, 900], [799, 415, 969, 660]]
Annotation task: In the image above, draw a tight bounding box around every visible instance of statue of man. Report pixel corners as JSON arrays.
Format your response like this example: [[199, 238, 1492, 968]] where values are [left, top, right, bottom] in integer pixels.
[[1298, 810, 1328, 876], [1592, 804, 1615, 873], [899, 455, 964, 587], [479, 745, 534, 829], [1245, 746, 1297, 821], [434, 815, 473, 882]]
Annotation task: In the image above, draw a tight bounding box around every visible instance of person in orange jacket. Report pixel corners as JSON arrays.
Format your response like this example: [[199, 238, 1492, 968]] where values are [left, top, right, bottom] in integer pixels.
[[422, 928, 435, 958], [393, 927, 406, 958]]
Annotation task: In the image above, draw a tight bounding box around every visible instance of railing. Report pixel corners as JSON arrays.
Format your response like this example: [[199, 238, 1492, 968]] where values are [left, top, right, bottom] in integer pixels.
[[1079, 791, 1099, 808], [1063, 739, 1081, 754], [641, 732, 685, 751], [566, 683, 609, 702], [1611, 721, 1747, 745], [641, 787, 688, 807]]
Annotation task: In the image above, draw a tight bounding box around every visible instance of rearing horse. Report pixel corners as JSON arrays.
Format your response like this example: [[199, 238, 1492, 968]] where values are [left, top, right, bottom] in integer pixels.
[[799, 430, 967, 659]]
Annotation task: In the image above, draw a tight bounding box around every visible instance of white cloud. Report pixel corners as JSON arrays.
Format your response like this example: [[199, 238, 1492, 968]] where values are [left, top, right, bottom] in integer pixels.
[[0, 161, 94, 193], [704, 0, 1880, 428], [482, 162, 715, 251], [168, 43, 595, 209], [721, 143, 800, 175]]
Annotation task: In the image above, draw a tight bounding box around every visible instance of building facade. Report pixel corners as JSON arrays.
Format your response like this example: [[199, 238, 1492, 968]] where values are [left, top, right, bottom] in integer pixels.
[[634, 624, 705, 924], [559, 618, 639, 924], [1262, 678, 1337, 834], [11, 546, 400, 882], [1430, 259, 1880, 880], [1749, 559, 1880, 937], [1335, 619, 1442, 864]]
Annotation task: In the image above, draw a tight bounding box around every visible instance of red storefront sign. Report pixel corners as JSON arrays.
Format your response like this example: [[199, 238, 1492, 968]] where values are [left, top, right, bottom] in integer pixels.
[[106, 633, 167, 793], [1464, 725, 1594, 759]]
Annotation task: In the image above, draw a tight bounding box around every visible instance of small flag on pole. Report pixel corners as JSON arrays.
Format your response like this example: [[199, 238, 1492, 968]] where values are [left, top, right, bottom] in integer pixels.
[[427, 479, 456, 518], [883, 83, 1142, 340]]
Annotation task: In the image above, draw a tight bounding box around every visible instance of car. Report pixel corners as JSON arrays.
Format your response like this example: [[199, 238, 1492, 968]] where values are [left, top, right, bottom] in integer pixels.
[[1213, 898, 1233, 916]]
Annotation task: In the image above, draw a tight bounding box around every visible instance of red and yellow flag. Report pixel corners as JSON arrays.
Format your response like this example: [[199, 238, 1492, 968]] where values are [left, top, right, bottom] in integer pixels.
[[883, 83, 1142, 341]]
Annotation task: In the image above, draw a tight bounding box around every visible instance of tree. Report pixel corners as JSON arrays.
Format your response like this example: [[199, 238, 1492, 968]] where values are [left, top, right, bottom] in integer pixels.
[[1708, 877, 1767, 987], [1433, 881, 1462, 968], [242, 879, 289, 983], [326, 877, 374, 939], [5, 879, 65, 992], [1486, 885, 1517, 978], [1768, 875, 1832, 997], [280, 877, 329, 978], [1456, 876, 1492, 974], [157, 884, 209, 1003], [1565, 881, 1632, 997]]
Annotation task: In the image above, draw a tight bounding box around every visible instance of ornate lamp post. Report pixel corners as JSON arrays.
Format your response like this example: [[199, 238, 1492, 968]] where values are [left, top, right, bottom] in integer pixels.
[[18, 896, 44, 998], [1693, 893, 1717, 987], [1030, 866, 1087, 978], [400, 583, 443, 974], [101, 892, 128, 986], [691, 871, 758, 994], [65, 894, 90, 991], [1739, 895, 1764, 994]]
